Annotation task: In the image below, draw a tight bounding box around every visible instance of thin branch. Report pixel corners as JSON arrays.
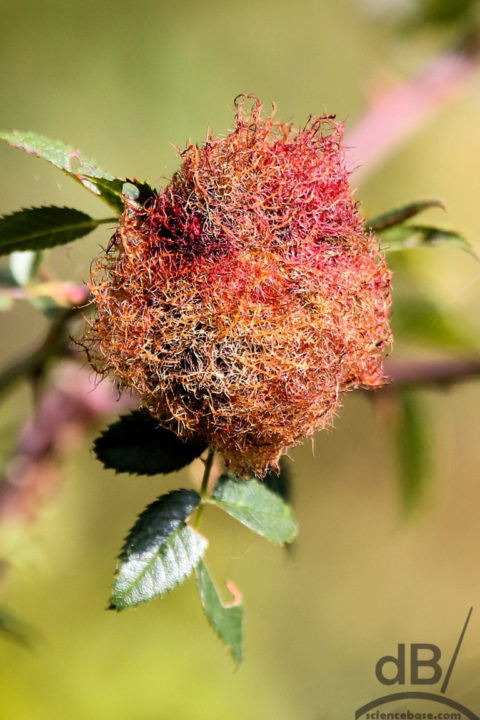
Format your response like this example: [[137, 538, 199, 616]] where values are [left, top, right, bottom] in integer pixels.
[[381, 356, 480, 390]]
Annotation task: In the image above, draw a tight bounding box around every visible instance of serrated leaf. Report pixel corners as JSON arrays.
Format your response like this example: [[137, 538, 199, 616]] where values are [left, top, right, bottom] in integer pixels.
[[0, 129, 155, 213], [0, 129, 112, 177], [209, 474, 298, 544], [0, 129, 122, 210], [259, 457, 292, 503], [368, 200, 445, 231], [379, 224, 476, 256], [0, 206, 113, 256], [94, 410, 207, 476], [196, 561, 243, 665], [110, 489, 206, 609], [396, 390, 431, 516]]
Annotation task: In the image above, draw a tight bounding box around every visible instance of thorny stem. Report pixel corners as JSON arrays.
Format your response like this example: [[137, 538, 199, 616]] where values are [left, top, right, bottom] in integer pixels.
[[194, 447, 215, 529]]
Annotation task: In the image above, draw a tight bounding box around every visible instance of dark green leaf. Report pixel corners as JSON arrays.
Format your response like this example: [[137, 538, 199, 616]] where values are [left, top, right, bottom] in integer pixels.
[[80, 177, 125, 214], [396, 390, 431, 516], [110, 489, 206, 609], [368, 200, 445, 232], [121, 179, 157, 206], [94, 410, 207, 475], [259, 457, 292, 503], [209, 474, 297, 544], [79, 177, 156, 214], [379, 224, 476, 256], [0, 206, 114, 256], [402, 0, 476, 30], [196, 561, 243, 665]]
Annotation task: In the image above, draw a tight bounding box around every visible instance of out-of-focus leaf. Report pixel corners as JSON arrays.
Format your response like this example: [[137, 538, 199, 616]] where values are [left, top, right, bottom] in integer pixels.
[[9, 250, 43, 286], [94, 410, 207, 476], [0, 267, 18, 287], [396, 390, 430, 515], [0, 607, 36, 648], [210, 474, 297, 544], [110, 489, 206, 610], [379, 224, 476, 256], [392, 296, 476, 350], [368, 200, 445, 232], [196, 561, 243, 665], [0, 206, 113, 256], [259, 457, 292, 503], [404, 0, 477, 29]]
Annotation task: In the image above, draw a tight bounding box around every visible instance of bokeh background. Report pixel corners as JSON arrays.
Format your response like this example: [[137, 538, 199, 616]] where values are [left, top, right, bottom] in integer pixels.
[[1, 1, 480, 718]]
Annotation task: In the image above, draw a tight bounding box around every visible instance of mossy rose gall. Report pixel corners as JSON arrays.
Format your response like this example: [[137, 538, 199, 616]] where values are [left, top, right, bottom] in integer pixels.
[[84, 96, 392, 474]]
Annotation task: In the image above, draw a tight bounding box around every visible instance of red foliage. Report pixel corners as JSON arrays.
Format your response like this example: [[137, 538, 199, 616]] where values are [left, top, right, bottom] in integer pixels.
[[84, 96, 392, 474]]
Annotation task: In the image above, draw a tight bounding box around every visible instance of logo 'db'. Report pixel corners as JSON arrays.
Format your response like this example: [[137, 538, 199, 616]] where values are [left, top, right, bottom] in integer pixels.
[[375, 644, 442, 685]]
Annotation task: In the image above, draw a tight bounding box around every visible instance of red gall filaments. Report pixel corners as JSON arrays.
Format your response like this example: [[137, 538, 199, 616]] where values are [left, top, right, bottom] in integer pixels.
[[84, 95, 392, 474]]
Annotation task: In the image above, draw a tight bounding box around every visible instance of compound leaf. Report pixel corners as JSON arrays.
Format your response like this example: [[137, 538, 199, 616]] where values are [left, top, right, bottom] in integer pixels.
[[110, 489, 206, 610], [210, 474, 297, 544], [94, 410, 208, 476], [196, 561, 243, 665]]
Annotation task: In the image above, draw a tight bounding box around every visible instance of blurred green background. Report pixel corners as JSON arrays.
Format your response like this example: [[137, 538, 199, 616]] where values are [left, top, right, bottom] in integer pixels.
[[2, 0, 480, 718]]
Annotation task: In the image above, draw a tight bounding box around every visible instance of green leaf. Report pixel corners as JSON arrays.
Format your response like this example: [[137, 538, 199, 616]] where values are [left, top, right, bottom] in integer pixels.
[[0, 129, 112, 177], [368, 200, 445, 231], [0, 266, 19, 287], [0, 129, 122, 210], [0, 607, 36, 649], [110, 489, 207, 610], [80, 177, 156, 214], [259, 457, 292, 503], [396, 390, 431, 516], [379, 224, 476, 257], [209, 474, 298, 544], [0, 206, 114, 256], [94, 410, 207, 476], [0, 129, 156, 213], [196, 561, 243, 665]]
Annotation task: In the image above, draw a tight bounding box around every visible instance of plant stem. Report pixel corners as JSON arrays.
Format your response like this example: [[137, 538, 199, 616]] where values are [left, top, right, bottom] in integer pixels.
[[194, 447, 215, 529]]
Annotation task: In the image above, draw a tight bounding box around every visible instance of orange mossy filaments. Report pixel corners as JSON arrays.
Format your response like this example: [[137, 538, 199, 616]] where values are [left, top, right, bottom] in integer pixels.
[[84, 95, 392, 474]]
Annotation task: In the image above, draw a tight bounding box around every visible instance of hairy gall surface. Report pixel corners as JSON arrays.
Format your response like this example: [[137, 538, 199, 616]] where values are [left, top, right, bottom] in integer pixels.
[[84, 96, 392, 474]]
